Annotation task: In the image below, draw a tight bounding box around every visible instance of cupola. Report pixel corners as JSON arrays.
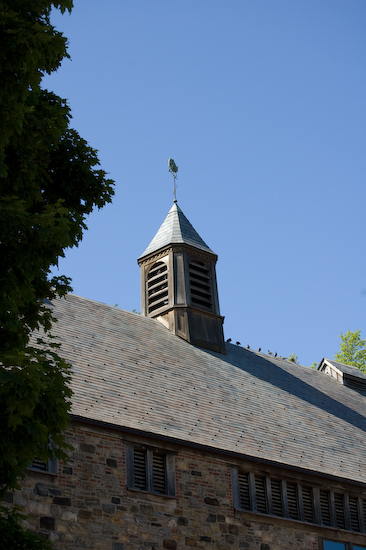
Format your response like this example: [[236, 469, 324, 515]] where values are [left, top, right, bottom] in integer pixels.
[[138, 201, 225, 353]]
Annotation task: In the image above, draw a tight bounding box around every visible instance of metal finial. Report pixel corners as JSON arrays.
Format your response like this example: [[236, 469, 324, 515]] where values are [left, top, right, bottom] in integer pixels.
[[168, 158, 178, 200]]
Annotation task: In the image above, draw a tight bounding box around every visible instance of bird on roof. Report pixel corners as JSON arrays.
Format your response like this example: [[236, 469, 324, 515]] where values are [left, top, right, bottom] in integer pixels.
[[274, 352, 277, 357], [246, 345, 250, 349], [236, 341, 241, 346], [226, 338, 232, 343], [258, 347, 261, 352], [268, 350, 273, 355]]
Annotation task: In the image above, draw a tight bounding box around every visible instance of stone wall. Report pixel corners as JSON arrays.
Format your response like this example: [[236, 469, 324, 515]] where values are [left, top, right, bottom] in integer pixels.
[[4, 421, 345, 550]]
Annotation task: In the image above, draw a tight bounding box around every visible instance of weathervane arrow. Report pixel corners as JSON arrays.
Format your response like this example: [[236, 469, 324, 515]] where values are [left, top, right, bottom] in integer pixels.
[[168, 158, 178, 200]]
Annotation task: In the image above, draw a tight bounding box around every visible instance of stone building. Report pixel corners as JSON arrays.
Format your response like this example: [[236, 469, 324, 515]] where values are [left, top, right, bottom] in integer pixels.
[[6, 202, 366, 550]]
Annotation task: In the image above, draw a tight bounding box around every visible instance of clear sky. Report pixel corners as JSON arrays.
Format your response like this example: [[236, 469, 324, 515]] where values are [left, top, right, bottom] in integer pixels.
[[45, 1, 366, 367]]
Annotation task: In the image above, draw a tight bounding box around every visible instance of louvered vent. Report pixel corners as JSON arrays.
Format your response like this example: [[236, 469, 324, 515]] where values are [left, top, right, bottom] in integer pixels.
[[320, 490, 331, 526], [349, 496, 360, 532], [345, 378, 366, 397], [238, 472, 251, 510], [147, 262, 168, 314], [271, 479, 283, 516], [302, 486, 314, 523], [287, 482, 299, 520], [189, 260, 212, 310], [334, 493, 345, 529], [133, 449, 147, 490], [152, 452, 166, 494], [31, 458, 47, 471], [255, 476, 267, 514]]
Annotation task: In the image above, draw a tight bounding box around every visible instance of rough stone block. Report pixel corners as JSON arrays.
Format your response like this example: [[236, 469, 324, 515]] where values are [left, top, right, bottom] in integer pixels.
[[80, 443, 95, 454], [79, 510, 93, 519], [53, 497, 71, 506], [102, 504, 116, 514], [163, 539, 177, 549], [34, 483, 49, 497], [204, 497, 220, 506]]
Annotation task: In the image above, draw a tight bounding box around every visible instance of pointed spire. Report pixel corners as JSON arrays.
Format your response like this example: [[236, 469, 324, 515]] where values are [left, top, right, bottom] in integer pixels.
[[139, 202, 215, 261]]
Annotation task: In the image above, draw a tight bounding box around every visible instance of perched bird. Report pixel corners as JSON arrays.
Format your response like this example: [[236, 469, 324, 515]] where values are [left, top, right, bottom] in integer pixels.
[[258, 347, 261, 352], [226, 338, 232, 343], [274, 352, 277, 357], [246, 345, 250, 349], [268, 350, 273, 355], [236, 341, 241, 346]]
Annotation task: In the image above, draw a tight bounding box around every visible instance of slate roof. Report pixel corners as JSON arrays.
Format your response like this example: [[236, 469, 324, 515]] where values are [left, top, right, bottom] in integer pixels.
[[47, 293, 366, 485], [139, 202, 215, 260]]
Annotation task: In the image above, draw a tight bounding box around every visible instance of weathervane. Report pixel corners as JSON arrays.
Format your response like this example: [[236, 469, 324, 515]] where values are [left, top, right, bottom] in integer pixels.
[[168, 158, 178, 200]]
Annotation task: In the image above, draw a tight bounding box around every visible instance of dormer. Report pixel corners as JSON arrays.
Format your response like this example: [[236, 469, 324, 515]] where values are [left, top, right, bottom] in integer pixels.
[[138, 201, 225, 354], [318, 358, 366, 396]]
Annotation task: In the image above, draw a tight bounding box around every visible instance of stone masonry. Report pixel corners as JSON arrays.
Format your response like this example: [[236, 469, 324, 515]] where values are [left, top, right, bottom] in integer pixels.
[[5, 421, 337, 550]]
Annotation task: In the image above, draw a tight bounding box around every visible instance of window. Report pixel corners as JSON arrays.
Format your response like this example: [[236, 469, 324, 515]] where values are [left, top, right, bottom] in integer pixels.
[[234, 468, 366, 534], [28, 457, 57, 474], [320, 540, 366, 550], [126, 444, 175, 496]]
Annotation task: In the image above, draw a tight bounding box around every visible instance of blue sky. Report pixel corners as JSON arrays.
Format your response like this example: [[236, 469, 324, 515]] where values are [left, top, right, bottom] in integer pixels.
[[46, 1, 366, 367]]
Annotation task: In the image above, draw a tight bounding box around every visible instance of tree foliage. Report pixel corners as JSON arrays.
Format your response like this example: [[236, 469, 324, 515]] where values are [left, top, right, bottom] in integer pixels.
[[0, 0, 114, 498], [334, 329, 366, 373]]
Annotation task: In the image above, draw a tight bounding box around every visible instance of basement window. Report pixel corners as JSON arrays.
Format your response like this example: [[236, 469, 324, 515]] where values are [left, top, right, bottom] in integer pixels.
[[147, 261, 169, 314], [126, 444, 175, 496], [189, 260, 212, 310]]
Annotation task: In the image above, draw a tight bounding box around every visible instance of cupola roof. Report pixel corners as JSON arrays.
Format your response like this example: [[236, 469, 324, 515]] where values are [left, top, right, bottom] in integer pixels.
[[139, 201, 215, 260]]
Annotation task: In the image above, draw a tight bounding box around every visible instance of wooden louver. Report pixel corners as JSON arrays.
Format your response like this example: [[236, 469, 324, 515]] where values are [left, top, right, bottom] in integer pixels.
[[238, 472, 251, 510], [335, 493, 346, 529], [320, 490, 331, 526], [152, 452, 166, 494], [302, 486, 314, 523], [147, 262, 168, 314], [189, 260, 212, 310], [287, 482, 299, 520], [349, 496, 360, 532], [133, 448, 147, 490], [31, 458, 48, 471], [271, 479, 283, 516], [255, 475, 267, 514]]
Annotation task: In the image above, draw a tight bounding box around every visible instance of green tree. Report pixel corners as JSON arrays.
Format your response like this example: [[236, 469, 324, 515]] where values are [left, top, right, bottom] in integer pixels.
[[334, 329, 366, 373], [0, 0, 114, 501]]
